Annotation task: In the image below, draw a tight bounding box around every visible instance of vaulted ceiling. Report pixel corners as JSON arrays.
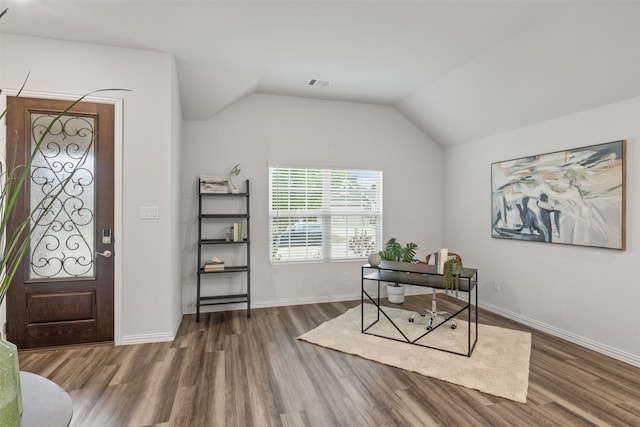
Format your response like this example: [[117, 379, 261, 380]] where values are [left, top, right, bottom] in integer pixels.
[[2, 1, 640, 147]]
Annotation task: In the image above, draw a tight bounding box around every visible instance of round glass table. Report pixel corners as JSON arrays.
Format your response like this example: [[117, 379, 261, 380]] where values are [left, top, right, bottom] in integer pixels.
[[20, 372, 72, 427]]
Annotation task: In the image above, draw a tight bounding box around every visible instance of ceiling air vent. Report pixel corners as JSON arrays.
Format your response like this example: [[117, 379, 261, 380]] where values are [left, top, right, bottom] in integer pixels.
[[308, 79, 330, 87]]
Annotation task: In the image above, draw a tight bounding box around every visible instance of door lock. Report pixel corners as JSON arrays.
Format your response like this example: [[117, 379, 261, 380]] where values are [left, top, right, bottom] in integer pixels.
[[95, 250, 112, 258], [102, 228, 112, 244]]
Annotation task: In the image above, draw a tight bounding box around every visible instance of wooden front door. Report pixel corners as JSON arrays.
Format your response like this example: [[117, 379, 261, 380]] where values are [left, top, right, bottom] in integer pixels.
[[6, 96, 115, 349]]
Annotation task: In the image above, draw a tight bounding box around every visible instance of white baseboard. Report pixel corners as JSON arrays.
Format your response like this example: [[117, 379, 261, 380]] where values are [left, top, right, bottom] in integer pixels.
[[480, 301, 640, 368], [120, 331, 175, 346]]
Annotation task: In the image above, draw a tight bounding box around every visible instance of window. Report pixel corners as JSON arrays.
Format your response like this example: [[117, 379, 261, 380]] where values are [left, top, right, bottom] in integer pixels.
[[269, 165, 383, 263]]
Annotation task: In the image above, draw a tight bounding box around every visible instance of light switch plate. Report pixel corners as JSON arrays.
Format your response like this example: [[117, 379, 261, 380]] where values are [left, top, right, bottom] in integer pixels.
[[140, 206, 160, 219]]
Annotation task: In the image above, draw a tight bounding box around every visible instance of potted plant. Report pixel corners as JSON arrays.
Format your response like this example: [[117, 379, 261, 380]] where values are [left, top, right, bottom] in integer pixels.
[[442, 257, 474, 298], [378, 238, 418, 304], [442, 257, 462, 297]]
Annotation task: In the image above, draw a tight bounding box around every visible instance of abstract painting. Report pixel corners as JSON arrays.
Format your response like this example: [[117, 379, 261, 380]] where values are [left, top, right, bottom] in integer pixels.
[[491, 140, 626, 250]]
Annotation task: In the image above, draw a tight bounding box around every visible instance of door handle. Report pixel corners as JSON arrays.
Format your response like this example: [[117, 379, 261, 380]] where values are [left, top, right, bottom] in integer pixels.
[[96, 250, 112, 258]]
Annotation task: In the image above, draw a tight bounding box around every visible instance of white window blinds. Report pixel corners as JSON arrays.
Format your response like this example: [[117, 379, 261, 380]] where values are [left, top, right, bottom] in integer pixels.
[[269, 166, 383, 263]]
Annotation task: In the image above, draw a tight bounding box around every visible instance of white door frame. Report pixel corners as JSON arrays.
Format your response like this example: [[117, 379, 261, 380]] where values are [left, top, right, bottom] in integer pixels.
[[1, 89, 124, 345]]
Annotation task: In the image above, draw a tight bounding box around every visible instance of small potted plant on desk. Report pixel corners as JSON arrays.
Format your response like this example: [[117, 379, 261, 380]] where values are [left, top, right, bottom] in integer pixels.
[[378, 238, 418, 304], [443, 257, 462, 297], [442, 257, 474, 299]]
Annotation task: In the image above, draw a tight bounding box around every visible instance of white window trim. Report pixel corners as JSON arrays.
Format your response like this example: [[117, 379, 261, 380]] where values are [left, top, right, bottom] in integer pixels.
[[269, 164, 383, 264]]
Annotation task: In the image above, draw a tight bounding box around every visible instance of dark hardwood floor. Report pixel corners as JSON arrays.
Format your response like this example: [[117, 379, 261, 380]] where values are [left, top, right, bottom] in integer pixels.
[[18, 295, 640, 426]]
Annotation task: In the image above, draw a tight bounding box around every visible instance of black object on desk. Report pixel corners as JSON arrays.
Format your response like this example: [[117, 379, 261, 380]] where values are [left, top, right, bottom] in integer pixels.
[[361, 260, 478, 357]]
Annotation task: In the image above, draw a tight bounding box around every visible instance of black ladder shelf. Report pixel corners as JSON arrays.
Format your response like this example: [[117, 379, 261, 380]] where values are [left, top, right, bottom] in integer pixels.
[[196, 179, 250, 322]]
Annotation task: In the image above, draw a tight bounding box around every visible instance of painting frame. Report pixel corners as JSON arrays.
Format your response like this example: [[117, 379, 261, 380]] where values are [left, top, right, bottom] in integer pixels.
[[491, 140, 626, 250]]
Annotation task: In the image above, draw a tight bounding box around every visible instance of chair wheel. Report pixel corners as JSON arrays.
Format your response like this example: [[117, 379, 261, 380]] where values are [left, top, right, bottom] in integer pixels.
[[450, 324, 457, 329], [408, 317, 414, 323], [426, 326, 433, 331]]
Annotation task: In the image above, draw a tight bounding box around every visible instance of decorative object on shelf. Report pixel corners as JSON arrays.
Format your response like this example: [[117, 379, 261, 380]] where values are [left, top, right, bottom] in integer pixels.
[[378, 238, 419, 304], [200, 174, 228, 194], [367, 252, 381, 267], [491, 139, 626, 250], [228, 163, 241, 194]]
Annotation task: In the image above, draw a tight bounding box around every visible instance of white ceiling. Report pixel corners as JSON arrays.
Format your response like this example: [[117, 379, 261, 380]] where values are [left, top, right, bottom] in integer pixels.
[[2, 1, 640, 147]]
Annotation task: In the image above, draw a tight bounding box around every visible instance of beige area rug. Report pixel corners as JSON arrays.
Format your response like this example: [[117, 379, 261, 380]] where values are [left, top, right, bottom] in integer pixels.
[[298, 304, 531, 403]]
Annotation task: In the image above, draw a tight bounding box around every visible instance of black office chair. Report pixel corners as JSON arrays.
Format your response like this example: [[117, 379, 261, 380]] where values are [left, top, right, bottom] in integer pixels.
[[408, 252, 461, 330]]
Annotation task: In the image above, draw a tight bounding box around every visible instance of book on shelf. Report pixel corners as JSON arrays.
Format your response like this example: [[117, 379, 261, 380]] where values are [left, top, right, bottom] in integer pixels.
[[203, 256, 224, 271], [231, 222, 244, 242], [204, 263, 224, 271], [436, 248, 448, 274]]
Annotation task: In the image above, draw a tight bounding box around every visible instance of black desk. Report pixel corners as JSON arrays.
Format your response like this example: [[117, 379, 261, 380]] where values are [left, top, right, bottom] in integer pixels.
[[20, 372, 72, 427], [361, 260, 478, 356]]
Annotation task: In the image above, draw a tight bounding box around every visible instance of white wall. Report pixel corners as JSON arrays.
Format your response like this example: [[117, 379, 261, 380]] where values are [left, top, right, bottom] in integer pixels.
[[444, 96, 640, 365], [169, 58, 184, 335], [181, 94, 444, 312], [0, 34, 182, 344]]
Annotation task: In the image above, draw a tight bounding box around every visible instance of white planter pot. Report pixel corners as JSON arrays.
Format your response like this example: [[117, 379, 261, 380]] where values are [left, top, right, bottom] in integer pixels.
[[387, 284, 405, 304]]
